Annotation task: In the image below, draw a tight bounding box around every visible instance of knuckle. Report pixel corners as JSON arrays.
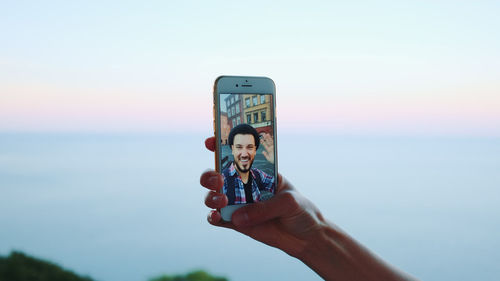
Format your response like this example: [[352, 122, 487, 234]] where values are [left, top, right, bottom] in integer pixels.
[[200, 173, 207, 185], [204, 191, 226, 208], [204, 192, 216, 206], [281, 191, 300, 210]]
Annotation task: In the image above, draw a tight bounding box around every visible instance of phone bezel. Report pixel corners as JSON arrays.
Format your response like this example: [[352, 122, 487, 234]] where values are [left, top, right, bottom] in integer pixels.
[[213, 75, 278, 221]]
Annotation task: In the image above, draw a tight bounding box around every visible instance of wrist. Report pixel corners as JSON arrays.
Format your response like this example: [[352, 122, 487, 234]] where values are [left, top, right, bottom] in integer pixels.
[[299, 221, 351, 279], [298, 221, 418, 281]]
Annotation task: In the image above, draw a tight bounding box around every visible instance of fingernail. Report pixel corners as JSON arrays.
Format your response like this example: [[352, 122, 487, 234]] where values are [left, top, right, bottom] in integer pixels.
[[207, 212, 213, 223], [212, 195, 220, 202], [208, 176, 218, 186], [233, 211, 249, 226]]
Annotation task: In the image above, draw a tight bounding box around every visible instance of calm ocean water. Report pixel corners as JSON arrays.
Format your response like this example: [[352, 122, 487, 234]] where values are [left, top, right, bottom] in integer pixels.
[[1, 132, 499, 281]]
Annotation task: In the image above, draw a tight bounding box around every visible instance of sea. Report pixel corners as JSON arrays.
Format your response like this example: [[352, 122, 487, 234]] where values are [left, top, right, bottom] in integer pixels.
[[1, 132, 499, 281]]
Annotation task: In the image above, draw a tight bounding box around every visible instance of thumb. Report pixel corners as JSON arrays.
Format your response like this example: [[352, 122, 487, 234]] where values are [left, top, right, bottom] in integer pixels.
[[232, 191, 298, 227]]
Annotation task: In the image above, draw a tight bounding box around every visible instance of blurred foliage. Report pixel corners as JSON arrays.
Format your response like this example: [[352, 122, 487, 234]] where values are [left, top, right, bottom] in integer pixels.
[[0, 251, 94, 281], [149, 270, 228, 281], [0, 251, 229, 281]]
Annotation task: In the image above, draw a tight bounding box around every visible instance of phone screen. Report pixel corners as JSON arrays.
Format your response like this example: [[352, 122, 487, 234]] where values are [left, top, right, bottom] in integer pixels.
[[218, 93, 276, 205]]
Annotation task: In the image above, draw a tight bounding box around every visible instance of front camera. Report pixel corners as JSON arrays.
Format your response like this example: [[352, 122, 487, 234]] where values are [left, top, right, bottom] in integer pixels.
[[236, 84, 239, 87]]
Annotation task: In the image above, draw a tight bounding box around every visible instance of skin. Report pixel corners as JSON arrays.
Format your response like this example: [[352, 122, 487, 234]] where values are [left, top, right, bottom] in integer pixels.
[[201, 136, 419, 281], [231, 134, 257, 183], [259, 132, 274, 164]]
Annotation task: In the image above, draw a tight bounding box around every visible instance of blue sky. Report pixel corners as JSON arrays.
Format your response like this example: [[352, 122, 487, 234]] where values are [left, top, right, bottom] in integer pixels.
[[1, 1, 499, 135]]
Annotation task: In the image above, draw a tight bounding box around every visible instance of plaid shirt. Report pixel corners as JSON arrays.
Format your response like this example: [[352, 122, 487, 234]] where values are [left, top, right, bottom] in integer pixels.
[[222, 162, 275, 204]]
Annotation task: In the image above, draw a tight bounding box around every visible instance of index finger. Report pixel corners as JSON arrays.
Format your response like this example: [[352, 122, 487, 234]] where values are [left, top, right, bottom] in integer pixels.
[[200, 170, 223, 191]]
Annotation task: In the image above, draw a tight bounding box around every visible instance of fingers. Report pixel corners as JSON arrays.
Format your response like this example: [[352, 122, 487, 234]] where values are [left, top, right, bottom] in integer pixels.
[[205, 137, 215, 152], [207, 210, 222, 224], [203, 136, 233, 229], [205, 191, 228, 209], [207, 210, 236, 229], [276, 173, 294, 192], [259, 134, 274, 163], [260, 138, 272, 149], [232, 190, 301, 227], [261, 148, 274, 164], [200, 170, 223, 191], [260, 133, 273, 147]]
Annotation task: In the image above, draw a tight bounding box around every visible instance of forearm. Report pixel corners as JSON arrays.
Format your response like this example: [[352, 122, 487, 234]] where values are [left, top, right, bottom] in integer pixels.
[[299, 221, 418, 281]]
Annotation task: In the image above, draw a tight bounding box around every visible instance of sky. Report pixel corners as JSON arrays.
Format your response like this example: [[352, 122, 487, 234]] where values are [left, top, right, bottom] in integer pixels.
[[0, 1, 499, 136], [1, 3, 500, 280]]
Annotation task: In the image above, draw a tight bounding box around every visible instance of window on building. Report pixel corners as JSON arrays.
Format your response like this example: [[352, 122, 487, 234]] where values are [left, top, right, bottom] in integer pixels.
[[235, 94, 239, 101], [226, 100, 230, 108], [252, 96, 258, 106], [228, 110, 231, 118], [231, 96, 235, 104], [260, 95, 265, 104], [247, 114, 251, 123], [236, 118, 240, 125], [261, 111, 266, 121], [254, 112, 259, 122], [231, 107, 234, 116], [245, 98, 250, 108], [236, 105, 240, 114]]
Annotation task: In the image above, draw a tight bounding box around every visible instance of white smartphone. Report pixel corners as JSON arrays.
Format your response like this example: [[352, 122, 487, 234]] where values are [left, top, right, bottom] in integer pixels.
[[213, 76, 278, 221]]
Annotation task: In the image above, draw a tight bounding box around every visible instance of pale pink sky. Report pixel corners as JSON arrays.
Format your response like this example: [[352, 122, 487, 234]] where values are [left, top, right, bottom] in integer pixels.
[[1, 1, 499, 136], [1, 81, 499, 136]]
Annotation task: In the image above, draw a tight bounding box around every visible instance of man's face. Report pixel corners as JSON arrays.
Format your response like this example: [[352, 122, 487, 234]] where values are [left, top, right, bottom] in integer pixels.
[[231, 134, 257, 173]]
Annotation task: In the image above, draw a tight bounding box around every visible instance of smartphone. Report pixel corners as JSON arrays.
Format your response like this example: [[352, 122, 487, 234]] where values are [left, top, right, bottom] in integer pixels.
[[213, 76, 278, 221]]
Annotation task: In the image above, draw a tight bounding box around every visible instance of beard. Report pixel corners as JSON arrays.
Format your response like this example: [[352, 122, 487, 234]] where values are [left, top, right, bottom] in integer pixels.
[[235, 158, 254, 173]]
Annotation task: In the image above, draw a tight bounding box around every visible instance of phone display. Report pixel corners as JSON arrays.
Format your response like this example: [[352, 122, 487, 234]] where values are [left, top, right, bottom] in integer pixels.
[[213, 76, 277, 221]]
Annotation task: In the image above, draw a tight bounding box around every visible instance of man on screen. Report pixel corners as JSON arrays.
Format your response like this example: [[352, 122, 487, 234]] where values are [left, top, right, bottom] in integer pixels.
[[222, 124, 275, 205]]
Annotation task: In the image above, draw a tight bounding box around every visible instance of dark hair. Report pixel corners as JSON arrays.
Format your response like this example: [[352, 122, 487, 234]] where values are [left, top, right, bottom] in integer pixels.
[[228, 124, 260, 149]]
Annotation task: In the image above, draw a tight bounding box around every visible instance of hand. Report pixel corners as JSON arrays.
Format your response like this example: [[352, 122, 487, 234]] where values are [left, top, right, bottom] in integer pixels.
[[200, 136, 419, 281], [200, 136, 326, 258], [259, 133, 274, 164]]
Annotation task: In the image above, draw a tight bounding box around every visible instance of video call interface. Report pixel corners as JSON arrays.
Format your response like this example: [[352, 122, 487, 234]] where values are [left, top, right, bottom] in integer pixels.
[[219, 93, 276, 205]]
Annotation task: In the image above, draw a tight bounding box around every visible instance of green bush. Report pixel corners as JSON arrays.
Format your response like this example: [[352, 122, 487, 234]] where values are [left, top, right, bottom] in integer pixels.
[[149, 270, 228, 281], [0, 251, 93, 281], [0, 251, 228, 281]]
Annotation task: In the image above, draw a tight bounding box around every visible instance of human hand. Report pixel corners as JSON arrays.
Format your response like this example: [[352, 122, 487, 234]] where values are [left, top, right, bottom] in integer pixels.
[[200, 136, 326, 259], [200, 136, 419, 281], [259, 133, 274, 164]]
